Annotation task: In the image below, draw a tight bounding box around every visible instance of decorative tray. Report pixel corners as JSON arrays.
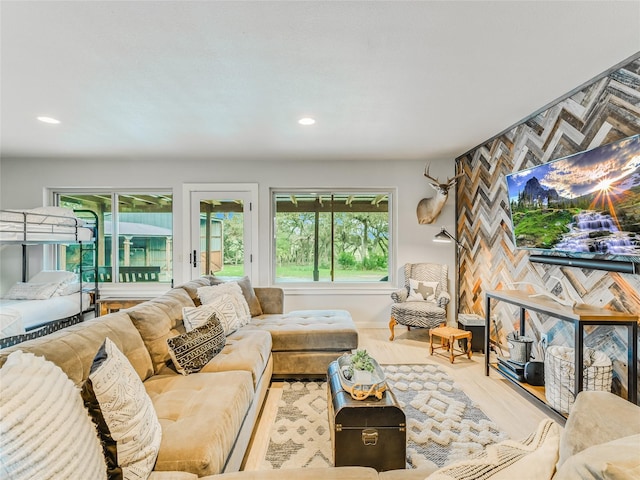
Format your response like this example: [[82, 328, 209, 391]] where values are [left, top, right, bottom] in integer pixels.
[[337, 352, 387, 400]]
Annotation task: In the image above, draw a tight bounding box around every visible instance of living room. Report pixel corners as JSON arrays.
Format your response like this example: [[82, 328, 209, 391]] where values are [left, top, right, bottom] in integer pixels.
[[1, 1, 639, 479]]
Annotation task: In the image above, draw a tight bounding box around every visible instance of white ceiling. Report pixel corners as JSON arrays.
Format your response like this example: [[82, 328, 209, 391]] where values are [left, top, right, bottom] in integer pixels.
[[1, 1, 639, 162]]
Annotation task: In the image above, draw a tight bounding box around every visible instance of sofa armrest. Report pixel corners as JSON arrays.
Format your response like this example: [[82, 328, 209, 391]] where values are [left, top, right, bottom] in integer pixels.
[[391, 288, 408, 303], [558, 391, 640, 468], [254, 287, 284, 314], [437, 291, 451, 308]]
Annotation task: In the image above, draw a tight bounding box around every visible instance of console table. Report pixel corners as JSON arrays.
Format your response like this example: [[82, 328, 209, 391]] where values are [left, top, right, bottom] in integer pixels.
[[484, 289, 638, 416]]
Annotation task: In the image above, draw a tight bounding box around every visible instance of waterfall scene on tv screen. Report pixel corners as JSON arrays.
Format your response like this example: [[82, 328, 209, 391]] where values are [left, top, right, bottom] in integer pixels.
[[506, 135, 640, 256]]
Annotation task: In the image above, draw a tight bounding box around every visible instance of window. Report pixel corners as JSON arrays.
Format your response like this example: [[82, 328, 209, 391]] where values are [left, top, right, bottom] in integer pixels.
[[272, 190, 392, 283], [55, 191, 173, 284]]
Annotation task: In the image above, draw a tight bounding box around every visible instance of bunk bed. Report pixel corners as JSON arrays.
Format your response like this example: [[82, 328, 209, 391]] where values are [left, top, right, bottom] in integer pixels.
[[0, 207, 99, 348]]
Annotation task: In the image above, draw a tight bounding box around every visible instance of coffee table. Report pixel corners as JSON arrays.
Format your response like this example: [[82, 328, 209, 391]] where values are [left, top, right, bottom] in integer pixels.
[[326, 360, 406, 471]]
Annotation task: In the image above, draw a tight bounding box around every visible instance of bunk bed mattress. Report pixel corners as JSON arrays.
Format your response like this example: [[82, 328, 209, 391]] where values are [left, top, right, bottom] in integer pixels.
[[0, 225, 94, 242], [0, 292, 91, 337]]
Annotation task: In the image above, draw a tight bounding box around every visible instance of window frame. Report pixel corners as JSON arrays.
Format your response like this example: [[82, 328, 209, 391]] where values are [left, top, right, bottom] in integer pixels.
[[49, 188, 174, 286], [270, 187, 396, 288]]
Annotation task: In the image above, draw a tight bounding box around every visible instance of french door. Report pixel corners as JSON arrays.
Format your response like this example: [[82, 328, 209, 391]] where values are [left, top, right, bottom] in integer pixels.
[[188, 185, 257, 281]]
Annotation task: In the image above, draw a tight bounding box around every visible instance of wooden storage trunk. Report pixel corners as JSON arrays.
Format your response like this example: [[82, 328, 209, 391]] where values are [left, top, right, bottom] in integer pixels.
[[327, 361, 406, 472]]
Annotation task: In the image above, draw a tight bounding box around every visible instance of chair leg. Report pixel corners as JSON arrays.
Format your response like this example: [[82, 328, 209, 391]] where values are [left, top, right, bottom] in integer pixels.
[[389, 317, 397, 341]]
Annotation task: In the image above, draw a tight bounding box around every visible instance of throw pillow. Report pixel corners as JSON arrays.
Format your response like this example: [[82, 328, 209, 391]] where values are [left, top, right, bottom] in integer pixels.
[[167, 314, 226, 375], [426, 419, 561, 480], [237, 276, 263, 317], [4, 281, 59, 300], [0, 350, 107, 480], [81, 337, 162, 480], [554, 434, 640, 480], [184, 295, 240, 336], [198, 282, 251, 327], [408, 279, 439, 302]]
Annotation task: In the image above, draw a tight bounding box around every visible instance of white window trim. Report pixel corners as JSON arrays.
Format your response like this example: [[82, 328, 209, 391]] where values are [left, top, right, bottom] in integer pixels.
[[270, 187, 397, 289], [181, 183, 259, 283], [46, 187, 174, 296]]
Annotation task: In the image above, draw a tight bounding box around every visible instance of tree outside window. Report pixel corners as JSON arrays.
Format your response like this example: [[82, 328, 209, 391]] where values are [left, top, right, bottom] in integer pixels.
[[273, 191, 391, 283]]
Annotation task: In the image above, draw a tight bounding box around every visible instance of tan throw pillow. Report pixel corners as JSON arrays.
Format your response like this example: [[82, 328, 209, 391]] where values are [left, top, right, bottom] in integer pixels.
[[1, 350, 107, 480], [237, 276, 263, 317], [555, 434, 640, 480], [426, 419, 560, 480], [81, 338, 162, 480], [167, 314, 226, 375]]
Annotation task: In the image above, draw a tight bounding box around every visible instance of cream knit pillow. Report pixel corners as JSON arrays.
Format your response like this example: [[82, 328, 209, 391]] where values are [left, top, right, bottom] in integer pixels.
[[0, 350, 107, 480], [82, 337, 162, 480]]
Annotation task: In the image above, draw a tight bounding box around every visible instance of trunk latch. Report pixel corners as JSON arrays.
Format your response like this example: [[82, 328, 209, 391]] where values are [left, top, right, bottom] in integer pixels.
[[362, 428, 378, 446]]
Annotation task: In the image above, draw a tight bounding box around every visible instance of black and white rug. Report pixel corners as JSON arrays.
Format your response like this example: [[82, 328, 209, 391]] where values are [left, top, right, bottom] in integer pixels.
[[261, 364, 508, 470]]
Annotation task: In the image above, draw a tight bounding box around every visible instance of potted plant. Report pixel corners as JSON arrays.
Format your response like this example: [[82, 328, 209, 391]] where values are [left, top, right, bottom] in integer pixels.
[[348, 349, 376, 385]]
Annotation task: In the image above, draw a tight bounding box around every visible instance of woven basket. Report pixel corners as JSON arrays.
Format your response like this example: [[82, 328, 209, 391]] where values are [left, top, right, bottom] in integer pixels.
[[545, 346, 612, 414]]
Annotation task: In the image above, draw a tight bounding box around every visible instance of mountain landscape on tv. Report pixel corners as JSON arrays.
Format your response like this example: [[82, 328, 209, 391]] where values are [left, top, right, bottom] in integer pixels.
[[506, 135, 640, 256]]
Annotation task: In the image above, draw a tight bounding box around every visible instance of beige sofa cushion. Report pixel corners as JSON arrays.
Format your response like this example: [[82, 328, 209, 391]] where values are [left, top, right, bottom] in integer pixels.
[[201, 329, 272, 389], [247, 310, 357, 352], [0, 311, 153, 385], [558, 391, 640, 468], [127, 288, 195, 373], [175, 278, 212, 306], [144, 370, 255, 477], [555, 434, 640, 480], [150, 288, 196, 322]]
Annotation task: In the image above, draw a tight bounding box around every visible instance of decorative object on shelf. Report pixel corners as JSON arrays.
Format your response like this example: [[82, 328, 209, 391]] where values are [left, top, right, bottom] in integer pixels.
[[545, 346, 613, 414], [337, 350, 386, 400], [511, 276, 582, 308], [506, 331, 534, 363], [416, 164, 463, 224]]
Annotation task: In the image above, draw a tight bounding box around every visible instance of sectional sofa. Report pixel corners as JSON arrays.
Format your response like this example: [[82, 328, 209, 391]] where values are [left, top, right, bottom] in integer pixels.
[[0, 277, 358, 477]]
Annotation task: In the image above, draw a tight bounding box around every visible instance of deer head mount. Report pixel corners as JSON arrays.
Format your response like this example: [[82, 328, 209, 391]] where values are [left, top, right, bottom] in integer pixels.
[[416, 165, 464, 224]]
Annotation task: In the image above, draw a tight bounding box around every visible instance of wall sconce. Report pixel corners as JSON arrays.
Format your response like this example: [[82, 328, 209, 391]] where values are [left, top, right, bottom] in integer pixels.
[[433, 227, 465, 250]]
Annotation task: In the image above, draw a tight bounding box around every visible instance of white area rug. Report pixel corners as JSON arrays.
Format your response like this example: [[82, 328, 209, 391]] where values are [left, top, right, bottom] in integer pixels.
[[261, 364, 508, 470]]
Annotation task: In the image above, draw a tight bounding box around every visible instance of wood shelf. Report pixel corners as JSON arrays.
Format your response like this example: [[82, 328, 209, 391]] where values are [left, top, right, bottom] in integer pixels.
[[488, 362, 566, 424], [484, 289, 638, 415]]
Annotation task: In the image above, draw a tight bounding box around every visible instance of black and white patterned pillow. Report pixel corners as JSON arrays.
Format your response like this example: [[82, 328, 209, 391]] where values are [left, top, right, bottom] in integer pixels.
[[167, 314, 226, 375]]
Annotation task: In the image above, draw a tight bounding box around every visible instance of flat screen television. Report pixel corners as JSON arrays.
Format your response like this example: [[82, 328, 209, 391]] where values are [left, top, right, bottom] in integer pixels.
[[505, 134, 640, 257]]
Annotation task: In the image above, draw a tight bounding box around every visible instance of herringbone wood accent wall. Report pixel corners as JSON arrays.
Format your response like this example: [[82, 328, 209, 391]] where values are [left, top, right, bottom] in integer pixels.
[[455, 55, 640, 398]]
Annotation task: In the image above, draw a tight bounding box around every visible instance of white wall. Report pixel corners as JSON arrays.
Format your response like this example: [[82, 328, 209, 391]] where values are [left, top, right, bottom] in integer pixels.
[[0, 157, 457, 327]]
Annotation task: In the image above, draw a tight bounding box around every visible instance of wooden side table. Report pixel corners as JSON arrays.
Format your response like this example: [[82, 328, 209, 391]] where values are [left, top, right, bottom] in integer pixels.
[[429, 323, 472, 363], [97, 297, 151, 316]]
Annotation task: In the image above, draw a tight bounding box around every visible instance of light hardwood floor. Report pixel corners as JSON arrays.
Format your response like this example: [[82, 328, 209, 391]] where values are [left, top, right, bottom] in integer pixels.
[[242, 327, 553, 470]]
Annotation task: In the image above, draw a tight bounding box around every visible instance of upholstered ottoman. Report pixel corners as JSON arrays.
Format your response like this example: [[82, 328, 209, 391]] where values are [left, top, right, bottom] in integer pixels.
[[244, 309, 358, 378]]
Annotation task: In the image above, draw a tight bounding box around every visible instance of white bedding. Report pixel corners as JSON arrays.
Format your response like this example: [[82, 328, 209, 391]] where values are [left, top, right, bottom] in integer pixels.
[[0, 208, 94, 242], [0, 292, 91, 337]]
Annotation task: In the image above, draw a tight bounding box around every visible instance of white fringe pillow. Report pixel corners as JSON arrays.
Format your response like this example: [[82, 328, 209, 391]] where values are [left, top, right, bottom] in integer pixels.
[[0, 350, 107, 480], [197, 282, 251, 327]]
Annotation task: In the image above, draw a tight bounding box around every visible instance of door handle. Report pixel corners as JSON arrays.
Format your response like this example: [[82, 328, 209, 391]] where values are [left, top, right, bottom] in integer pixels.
[[192, 250, 197, 268]]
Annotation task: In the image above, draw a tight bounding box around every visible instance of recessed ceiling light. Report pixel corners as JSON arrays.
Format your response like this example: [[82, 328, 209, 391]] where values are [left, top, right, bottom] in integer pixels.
[[37, 116, 60, 124], [298, 117, 316, 126]]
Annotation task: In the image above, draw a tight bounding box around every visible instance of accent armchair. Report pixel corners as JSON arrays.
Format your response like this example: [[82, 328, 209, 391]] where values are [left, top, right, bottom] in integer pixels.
[[389, 262, 450, 341]]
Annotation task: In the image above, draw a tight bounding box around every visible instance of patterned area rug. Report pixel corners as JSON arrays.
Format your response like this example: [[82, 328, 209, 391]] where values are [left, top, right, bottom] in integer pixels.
[[261, 364, 507, 470]]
